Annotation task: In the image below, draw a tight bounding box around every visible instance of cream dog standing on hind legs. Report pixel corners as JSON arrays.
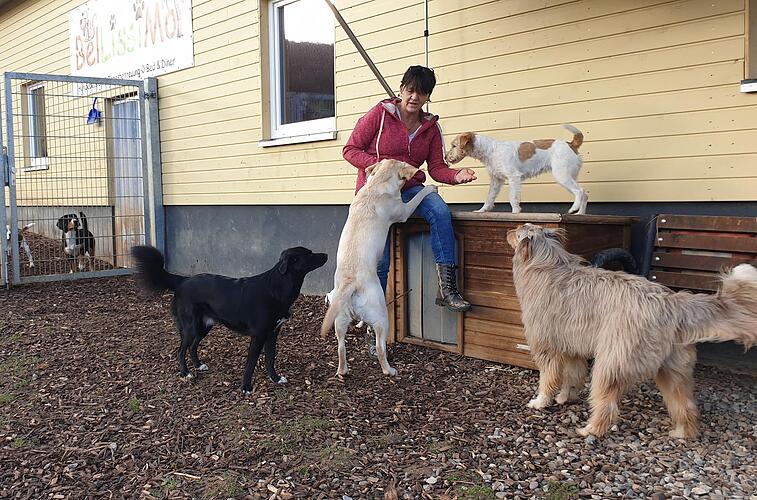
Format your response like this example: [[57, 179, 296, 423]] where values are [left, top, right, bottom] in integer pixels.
[[321, 159, 437, 377], [446, 124, 587, 214]]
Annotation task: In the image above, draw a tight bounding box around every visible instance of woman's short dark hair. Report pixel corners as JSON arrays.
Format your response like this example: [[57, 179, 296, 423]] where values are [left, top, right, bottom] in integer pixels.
[[400, 65, 436, 96]]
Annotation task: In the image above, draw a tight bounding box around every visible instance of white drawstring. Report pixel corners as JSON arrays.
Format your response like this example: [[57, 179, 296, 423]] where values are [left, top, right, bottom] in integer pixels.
[[376, 109, 386, 160]]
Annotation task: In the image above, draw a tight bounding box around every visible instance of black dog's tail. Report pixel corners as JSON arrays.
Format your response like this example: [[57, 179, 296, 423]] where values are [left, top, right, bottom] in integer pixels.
[[131, 245, 184, 292]]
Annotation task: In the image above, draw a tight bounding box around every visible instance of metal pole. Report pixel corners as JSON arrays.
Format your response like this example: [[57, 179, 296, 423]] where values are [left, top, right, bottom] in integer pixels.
[[143, 77, 165, 254], [424, 0, 429, 69], [1, 147, 7, 288], [424, 0, 430, 112], [138, 82, 153, 254], [1, 80, 7, 286], [323, 0, 395, 99], [4, 73, 20, 284]]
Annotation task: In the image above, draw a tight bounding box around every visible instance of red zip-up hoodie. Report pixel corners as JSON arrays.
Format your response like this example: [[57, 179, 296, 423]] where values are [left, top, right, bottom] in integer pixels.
[[343, 98, 459, 193]]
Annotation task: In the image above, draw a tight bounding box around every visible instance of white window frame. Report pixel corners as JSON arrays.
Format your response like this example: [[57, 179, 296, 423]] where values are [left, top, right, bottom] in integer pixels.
[[266, 0, 336, 142], [25, 82, 49, 172]]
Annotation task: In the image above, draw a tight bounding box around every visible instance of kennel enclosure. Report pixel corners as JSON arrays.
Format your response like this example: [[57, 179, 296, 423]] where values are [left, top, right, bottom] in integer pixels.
[[1, 72, 163, 286], [388, 212, 636, 369]]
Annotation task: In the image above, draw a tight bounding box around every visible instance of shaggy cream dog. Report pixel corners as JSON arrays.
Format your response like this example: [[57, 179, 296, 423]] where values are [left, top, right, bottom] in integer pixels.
[[446, 125, 586, 214], [507, 223, 757, 438]]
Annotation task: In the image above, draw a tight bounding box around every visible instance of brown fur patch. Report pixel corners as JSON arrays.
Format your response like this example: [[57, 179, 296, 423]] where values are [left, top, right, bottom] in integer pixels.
[[518, 142, 537, 162], [533, 139, 555, 150], [458, 132, 474, 150], [506, 229, 519, 249], [569, 132, 584, 153]]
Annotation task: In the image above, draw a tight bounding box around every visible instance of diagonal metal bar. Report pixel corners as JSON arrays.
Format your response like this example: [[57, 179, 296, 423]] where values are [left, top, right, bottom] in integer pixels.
[[322, 0, 395, 99]]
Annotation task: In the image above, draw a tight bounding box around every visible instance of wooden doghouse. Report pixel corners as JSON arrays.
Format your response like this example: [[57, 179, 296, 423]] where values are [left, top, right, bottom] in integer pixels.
[[388, 213, 636, 369]]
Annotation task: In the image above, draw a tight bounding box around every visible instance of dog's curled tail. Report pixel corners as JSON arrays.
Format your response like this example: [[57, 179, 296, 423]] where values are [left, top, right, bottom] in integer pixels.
[[131, 245, 184, 293], [320, 281, 357, 339], [562, 124, 583, 152], [676, 263, 757, 348], [20, 222, 36, 233]]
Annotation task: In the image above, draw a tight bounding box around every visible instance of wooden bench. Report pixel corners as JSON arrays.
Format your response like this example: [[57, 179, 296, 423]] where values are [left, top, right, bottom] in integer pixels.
[[649, 214, 757, 292]]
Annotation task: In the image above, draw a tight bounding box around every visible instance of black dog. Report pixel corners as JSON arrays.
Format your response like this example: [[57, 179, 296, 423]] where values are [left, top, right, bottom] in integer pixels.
[[131, 245, 328, 394], [56, 211, 95, 273]]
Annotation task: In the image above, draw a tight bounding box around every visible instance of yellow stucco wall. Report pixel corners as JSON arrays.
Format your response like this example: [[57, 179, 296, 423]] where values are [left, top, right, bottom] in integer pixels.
[[2, 0, 756, 206]]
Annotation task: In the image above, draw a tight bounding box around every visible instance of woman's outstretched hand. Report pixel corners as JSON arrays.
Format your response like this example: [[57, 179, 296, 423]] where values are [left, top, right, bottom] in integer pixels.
[[454, 168, 477, 184]]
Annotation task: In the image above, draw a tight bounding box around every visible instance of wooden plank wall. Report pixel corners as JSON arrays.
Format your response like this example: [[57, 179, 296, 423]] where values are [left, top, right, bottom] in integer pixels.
[[650, 214, 757, 292]]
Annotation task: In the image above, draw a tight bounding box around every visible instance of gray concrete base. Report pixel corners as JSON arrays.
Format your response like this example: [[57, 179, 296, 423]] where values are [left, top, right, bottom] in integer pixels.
[[165, 205, 346, 294]]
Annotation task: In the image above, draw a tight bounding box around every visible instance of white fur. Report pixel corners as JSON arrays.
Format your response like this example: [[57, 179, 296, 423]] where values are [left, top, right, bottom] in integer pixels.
[[731, 263, 757, 281], [325, 289, 364, 328], [5, 223, 35, 267], [321, 159, 437, 378], [446, 124, 587, 214]]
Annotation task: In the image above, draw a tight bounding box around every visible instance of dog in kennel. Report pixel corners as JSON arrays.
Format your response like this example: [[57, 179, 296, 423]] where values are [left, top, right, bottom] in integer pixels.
[[56, 211, 95, 273], [5, 222, 36, 268]]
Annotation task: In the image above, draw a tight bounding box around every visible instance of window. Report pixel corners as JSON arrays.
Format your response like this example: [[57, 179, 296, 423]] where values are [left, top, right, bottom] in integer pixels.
[[23, 82, 49, 171], [267, 0, 335, 142]]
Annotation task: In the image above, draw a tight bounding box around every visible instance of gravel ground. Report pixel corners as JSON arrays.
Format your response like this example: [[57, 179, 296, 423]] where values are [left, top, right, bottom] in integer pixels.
[[0, 276, 755, 499]]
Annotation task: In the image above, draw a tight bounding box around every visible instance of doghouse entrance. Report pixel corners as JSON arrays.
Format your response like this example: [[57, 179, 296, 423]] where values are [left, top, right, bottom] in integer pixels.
[[405, 232, 459, 345]]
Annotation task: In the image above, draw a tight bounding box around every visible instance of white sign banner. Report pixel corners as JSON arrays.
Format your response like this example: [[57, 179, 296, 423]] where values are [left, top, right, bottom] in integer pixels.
[[69, 0, 193, 94]]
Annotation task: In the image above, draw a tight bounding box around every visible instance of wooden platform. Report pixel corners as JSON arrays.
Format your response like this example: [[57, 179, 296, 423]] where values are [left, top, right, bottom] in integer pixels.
[[388, 212, 636, 369], [649, 214, 757, 292]]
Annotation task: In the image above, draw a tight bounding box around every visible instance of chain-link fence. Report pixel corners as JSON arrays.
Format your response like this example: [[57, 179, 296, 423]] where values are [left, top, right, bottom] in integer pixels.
[[1, 72, 161, 285]]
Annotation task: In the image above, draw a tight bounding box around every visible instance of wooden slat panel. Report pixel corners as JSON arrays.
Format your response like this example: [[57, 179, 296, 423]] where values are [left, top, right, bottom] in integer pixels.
[[656, 231, 757, 253], [465, 329, 528, 348], [336, 0, 736, 72], [464, 238, 514, 254], [466, 306, 523, 325], [465, 290, 521, 310], [465, 266, 513, 285], [648, 270, 719, 291], [464, 252, 513, 269], [463, 343, 536, 370], [465, 318, 527, 336], [657, 214, 757, 233], [652, 251, 755, 271]]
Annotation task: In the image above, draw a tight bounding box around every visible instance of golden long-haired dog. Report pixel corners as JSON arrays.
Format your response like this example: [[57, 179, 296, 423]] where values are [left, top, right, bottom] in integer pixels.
[[507, 223, 757, 438]]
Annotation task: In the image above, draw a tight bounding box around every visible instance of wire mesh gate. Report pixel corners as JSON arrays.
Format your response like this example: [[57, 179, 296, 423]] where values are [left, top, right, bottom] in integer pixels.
[[1, 72, 162, 286]]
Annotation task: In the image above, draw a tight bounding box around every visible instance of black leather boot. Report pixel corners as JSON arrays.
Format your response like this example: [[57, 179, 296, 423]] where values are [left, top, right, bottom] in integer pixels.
[[435, 263, 471, 312]]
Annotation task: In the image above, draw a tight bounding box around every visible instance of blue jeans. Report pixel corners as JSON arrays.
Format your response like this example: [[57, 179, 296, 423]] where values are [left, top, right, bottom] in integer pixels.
[[377, 184, 457, 293]]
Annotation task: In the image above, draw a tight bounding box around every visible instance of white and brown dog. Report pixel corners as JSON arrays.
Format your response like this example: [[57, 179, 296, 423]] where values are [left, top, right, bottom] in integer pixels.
[[446, 125, 587, 215], [5, 222, 35, 268]]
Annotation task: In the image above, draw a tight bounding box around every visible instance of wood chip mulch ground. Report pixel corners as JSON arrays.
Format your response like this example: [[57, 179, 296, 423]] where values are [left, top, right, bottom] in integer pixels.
[[0, 276, 755, 499]]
